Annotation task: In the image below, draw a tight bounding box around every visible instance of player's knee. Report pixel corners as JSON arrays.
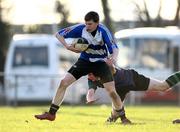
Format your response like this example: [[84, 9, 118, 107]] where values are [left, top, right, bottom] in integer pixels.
[[59, 79, 70, 89], [108, 91, 118, 99], [149, 80, 169, 91], [161, 86, 169, 91], [158, 82, 169, 91], [105, 85, 116, 93]]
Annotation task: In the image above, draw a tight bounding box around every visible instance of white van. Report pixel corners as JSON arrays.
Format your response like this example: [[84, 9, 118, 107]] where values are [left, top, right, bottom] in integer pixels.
[[115, 27, 180, 80], [4, 34, 88, 104], [114, 27, 180, 104]]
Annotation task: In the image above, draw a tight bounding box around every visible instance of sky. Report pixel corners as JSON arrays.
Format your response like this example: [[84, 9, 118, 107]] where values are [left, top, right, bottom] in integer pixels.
[[2, 0, 178, 25]]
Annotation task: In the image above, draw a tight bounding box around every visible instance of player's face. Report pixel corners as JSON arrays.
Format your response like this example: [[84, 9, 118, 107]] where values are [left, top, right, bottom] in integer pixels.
[[88, 73, 97, 81], [85, 20, 98, 33]]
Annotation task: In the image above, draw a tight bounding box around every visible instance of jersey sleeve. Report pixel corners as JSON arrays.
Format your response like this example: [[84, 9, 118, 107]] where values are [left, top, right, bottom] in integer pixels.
[[101, 25, 118, 54], [58, 24, 84, 38]]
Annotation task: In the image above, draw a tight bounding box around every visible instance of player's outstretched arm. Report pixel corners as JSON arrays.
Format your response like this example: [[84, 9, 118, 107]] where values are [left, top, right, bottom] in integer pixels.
[[55, 33, 81, 53], [86, 89, 99, 104], [86, 76, 100, 104]]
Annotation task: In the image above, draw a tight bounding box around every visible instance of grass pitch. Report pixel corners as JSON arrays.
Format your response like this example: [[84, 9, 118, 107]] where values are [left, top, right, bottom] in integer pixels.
[[0, 105, 179, 132]]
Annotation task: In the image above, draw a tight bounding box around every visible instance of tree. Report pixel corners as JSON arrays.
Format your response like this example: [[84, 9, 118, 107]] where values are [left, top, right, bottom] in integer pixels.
[[133, 0, 180, 27], [172, 0, 180, 26], [101, 0, 114, 33], [0, 0, 10, 84], [55, 0, 70, 28], [23, 25, 40, 33], [133, 0, 163, 27]]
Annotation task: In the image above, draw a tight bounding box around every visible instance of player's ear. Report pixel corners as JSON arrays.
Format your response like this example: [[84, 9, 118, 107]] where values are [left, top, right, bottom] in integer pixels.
[[95, 21, 99, 25]]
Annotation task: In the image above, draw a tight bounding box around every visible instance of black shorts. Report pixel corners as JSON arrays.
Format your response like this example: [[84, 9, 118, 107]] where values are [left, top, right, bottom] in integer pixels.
[[131, 69, 150, 91], [116, 69, 150, 101], [68, 59, 113, 83]]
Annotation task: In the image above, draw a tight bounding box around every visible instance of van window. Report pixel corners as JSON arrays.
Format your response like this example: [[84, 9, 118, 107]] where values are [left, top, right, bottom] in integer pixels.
[[57, 47, 79, 71], [117, 38, 170, 69], [13, 46, 48, 67]]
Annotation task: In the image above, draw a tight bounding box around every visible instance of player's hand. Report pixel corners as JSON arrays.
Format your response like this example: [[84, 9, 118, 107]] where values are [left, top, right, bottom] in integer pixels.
[[66, 44, 81, 53], [86, 89, 99, 104], [105, 58, 115, 66], [86, 98, 99, 104]]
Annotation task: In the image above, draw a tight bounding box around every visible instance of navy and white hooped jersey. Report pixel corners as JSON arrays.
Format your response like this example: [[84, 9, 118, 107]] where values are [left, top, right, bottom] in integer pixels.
[[58, 23, 118, 62]]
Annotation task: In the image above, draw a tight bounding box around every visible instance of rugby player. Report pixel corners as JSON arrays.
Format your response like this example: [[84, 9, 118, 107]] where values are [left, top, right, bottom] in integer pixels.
[[35, 11, 124, 122], [86, 65, 180, 123]]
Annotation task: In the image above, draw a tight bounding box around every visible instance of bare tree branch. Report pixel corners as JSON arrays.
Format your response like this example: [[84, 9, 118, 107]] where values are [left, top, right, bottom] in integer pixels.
[[143, 0, 151, 24], [173, 0, 180, 25], [154, 0, 162, 26], [133, 1, 145, 23], [55, 0, 70, 28], [101, 0, 114, 33]]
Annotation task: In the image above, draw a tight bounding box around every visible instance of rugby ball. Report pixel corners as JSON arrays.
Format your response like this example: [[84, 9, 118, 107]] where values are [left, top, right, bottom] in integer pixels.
[[74, 38, 89, 51]]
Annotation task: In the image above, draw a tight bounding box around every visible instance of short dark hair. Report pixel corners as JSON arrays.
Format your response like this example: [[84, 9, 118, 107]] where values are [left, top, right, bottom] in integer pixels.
[[84, 11, 99, 23]]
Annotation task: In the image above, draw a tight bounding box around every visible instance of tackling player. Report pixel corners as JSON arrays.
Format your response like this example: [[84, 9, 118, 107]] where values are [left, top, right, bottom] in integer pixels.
[[86, 65, 180, 123], [35, 11, 124, 121]]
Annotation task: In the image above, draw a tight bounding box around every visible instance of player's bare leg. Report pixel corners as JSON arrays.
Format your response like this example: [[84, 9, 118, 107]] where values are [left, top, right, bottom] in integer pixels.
[[103, 81, 132, 124], [148, 71, 180, 91], [147, 78, 170, 91], [106, 106, 132, 124], [104, 81, 123, 110], [52, 73, 76, 105], [148, 72, 180, 124], [34, 73, 76, 121]]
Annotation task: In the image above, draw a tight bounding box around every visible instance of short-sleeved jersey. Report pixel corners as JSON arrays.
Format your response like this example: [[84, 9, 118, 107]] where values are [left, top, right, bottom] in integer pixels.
[[58, 24, 118, 62]]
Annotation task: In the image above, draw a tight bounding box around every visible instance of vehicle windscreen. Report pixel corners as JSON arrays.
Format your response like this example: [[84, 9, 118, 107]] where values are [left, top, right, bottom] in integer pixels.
[[13, 46, 48, 67], [57, 46, 79, 71], [117, 38, 170, 69]]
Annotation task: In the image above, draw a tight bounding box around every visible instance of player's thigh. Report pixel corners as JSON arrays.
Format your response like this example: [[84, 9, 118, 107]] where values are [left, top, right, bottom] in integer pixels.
[[148, 78, 169, 91], [61, 72, 76, 87], [68, 59, 90, 80], [103, 81, 116, 93], [116, 89, 129, 102], [132, 70, 150, 91]]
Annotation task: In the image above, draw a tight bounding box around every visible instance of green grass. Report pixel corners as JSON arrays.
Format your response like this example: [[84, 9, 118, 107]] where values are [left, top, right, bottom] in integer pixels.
[[0, 105, 179, 132]]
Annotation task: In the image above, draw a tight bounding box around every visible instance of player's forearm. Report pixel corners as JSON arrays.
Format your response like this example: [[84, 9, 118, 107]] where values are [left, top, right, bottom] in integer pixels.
[[55, 33, 81, 53], [55, 32, 68, 48], [86, 88, 98, 104], [106, 48, 119, 66], [88, 87, 97, 91], [112, 48, 119, 64]]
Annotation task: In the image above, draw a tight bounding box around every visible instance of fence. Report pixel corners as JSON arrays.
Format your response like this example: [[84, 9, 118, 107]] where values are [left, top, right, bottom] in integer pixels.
[[0, 72, 180, 106], [0, 72, 88, 106]]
